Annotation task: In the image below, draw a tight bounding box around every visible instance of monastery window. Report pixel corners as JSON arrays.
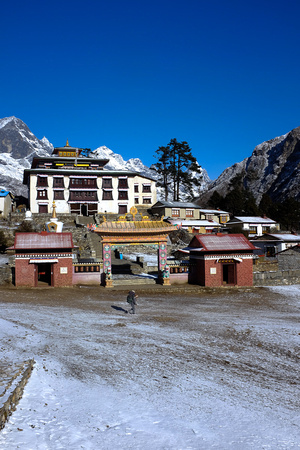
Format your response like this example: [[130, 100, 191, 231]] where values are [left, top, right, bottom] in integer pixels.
[[118, 190, 128, 200], [186, 209, 194, 217], [134, 184, 139, 193], [37, 176, 48, 187], [249, 226, 257, 234], [134, 197, 139, 204], [54, 190, 64, 200], [143, 197, 152, 204], [142, 184, 151, 193], [102, 190, 113, 200], [118, 178, 128, 189], [69, 191, 98, 201], [172, 208, 180, 217], [205, 214, 213, 221], [262, 226, 270, 234], [53, 177, 64, 188], [37, 190, 48, 199], [102, 178, 113, 188], [220, 215, 228, 223]]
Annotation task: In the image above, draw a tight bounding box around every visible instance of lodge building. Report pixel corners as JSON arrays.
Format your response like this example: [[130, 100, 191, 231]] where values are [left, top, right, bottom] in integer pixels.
[[23, 142, 157, 216]]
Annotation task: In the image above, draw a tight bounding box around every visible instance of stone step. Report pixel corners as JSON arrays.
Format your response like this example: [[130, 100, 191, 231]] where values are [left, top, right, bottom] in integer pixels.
[[112, 275, 157, 286], [112, 279, 157, 286]]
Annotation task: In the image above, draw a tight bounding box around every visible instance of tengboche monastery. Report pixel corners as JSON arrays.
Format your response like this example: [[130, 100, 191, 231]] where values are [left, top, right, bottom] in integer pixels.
[[23, 141, 157, 215]]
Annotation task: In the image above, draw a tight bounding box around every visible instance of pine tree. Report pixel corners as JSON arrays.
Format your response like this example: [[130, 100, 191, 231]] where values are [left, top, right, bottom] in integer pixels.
[[154, 139, 202, 201]]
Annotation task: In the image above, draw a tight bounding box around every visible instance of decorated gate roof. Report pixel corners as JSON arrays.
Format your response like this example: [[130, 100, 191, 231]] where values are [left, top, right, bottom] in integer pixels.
[[93, 220, 176, 243]]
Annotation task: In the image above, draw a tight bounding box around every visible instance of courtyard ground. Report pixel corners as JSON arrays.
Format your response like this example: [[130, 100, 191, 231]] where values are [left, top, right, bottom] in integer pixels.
[[0, 284, 299, 449]]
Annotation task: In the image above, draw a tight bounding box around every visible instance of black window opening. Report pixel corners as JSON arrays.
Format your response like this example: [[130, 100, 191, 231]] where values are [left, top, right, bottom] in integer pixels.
[[102, 190, 113, 200], [142, 185, 151, 193], [102, 178, 113, 188], [37, 176, 48, 187], [53, 178, 64, 188], [118, 191, 128, 200], [54, 190, 64, 200], [118, 178, 128, 189]]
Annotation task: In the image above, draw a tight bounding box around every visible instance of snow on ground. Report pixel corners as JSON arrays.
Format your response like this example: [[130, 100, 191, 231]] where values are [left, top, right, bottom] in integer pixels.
[[0, 254, 9, 264], [122, 251, 176, 266], [0, 286, 299, 449], [122, 251, 158, 266]]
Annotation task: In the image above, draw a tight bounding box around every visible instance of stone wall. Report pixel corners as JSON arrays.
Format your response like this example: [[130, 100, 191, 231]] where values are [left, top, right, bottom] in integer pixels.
[[0, 264, 12, 284], [0, 360, 34, 430], [253, 269, 300, 286]]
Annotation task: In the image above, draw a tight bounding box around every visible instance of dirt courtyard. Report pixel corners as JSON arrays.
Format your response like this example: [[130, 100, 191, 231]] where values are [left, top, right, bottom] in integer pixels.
[[0, 284, 299, 448]]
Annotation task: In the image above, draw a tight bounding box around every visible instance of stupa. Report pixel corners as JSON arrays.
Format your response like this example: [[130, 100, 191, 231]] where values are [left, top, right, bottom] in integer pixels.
[[45, 202, 63, 232]]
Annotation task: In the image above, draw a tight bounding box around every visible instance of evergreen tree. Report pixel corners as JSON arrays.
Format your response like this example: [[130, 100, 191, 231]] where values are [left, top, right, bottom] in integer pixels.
[[208, 191, 224, 209], [153, 146, 171, 200], [258, 194, 275, 217], [154, 139, 202, 201]]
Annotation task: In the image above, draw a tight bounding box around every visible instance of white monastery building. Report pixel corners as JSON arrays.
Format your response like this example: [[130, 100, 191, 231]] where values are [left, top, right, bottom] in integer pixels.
[[23, 142, 157, 216]]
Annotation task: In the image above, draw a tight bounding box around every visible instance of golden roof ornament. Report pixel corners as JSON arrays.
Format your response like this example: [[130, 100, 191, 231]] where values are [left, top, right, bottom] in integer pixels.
[[66, 139, 70, 147], [52, 201, 57, 219]]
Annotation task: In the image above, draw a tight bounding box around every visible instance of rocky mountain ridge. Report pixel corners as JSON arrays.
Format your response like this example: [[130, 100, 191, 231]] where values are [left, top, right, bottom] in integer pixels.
[[200, 126, 300, 205], [0, 117, 53, 196]]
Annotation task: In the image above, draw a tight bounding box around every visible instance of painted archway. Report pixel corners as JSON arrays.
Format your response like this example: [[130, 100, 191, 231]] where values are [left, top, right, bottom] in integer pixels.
[[93, 220, 176, 287]]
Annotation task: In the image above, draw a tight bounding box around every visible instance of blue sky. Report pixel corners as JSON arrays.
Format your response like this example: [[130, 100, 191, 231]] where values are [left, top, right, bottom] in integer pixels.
[[1, 0, 300, 179]]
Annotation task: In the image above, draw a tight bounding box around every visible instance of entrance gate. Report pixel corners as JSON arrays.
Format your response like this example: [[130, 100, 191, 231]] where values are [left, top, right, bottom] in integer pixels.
[[93, 219, 176, 287]]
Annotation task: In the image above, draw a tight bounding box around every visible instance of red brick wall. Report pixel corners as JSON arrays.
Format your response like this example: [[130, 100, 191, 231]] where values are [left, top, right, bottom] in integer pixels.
[[192, 255, 253, 287], [53, 258, 73, 287], [15, 256, 73, 287], [15, 259, 36, 287], [235, 258, 253, 286]]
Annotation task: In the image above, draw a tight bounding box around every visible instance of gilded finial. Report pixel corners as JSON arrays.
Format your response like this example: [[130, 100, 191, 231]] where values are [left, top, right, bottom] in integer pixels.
[[52, 201, 57, 219], [66, 139, 70, 147]]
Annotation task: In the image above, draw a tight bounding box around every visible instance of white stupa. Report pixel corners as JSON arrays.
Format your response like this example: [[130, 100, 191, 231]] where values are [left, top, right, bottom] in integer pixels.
[[45, 202, 63, 232], [24, 210, 32, 220]]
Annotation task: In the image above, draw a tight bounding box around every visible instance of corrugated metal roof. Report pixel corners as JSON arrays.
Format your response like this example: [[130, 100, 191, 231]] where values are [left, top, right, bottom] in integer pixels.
[[270, 233, 300, 241], [13, 232, 74, 249], [229, 216, 277, 224], [199, 209, 229, 214], [168, 219, 220, 227], [153, 201, 201, 208], [193, 234, 256, 251]]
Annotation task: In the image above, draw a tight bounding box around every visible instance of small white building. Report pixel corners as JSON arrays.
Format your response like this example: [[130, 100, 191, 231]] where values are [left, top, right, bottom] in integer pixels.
[[250, 233, 300, 256], [166, 218, 221, 234], [0, 190, 14, 218], [225, 216, 280, 237]]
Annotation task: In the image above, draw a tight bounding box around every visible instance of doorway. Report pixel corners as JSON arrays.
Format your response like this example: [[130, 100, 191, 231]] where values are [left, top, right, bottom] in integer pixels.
[[36, 263, 52, 286], [222, 263, 236, 285], [81, 204, 88, 216]]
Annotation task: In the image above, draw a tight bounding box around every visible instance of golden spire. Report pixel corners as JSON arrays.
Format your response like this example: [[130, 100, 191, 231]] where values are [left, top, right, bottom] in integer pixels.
[[66, 139, 70, 147], [52, 201, 57, 219]]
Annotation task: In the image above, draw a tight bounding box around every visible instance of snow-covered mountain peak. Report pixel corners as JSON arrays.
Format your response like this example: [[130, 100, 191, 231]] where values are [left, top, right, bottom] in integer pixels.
[[90, 146, 149, 174], [0, 116, 18, 129]]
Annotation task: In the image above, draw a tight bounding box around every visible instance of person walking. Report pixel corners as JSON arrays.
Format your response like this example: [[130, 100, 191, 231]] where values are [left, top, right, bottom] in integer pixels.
[[127, 290, 138, 314]]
